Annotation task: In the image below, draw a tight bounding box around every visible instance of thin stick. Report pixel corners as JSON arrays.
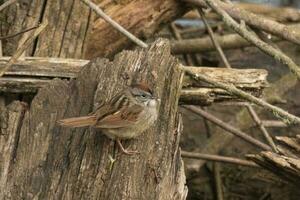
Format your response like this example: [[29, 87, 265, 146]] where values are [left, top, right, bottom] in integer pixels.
[[0, 25, 39, 40], [199, 11, 278, 152], [0, 0, 17, 12], [0, 21, 48, 77], [198, 0, 300, 79], [198, 9, 230, 68], [81, 0, 148, 48], [170, 23, 194, 65], [183, 105, 272, 151], [246, 105, 279, 152], [185, 0, 300, 46], [0, 41, 2, 57], [181, 151, 260, 168], [261, 120, 287, 128], [183, 68, 300, 125], [213, 163, 224, 200]]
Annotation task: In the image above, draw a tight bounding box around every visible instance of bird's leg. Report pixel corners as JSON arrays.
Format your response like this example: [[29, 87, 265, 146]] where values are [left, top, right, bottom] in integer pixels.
[[116, 139, 139, 155]]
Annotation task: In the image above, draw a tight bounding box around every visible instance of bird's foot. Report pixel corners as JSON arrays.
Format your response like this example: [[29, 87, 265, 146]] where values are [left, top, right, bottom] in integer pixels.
[[116, 139, 140, 155]]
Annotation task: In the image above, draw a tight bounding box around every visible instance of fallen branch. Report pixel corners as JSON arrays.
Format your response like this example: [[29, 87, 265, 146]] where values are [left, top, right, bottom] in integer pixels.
[[171, 33, 281, 54], [187, 72, 298, 170], [0, 57, 268, 105], [185, 0, 300, 45], [199, 11, 278, 152], [183, 60, 300, 125], [81, 0, 147, 49], [184, 3, 300, 22], [185, 0, 300, 80], [247, 135, 300, 185], [182, 151, 259, 168], [183, 106, 271, 151], [0, 21, 48, 77]]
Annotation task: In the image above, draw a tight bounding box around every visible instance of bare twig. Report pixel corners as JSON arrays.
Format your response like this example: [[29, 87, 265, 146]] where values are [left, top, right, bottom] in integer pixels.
[[182, 151, 260, 167], [199, 11, 278, 152], [213, 163, 224, 200], [246, 105, 279, 152], [201, 107, 224, 200], [171, 33, 281, 54], [81, 0, 148, 48], [0, 0, 18, 12], [0, 41, 2, 57], [185, 0, 300, 46], [0, 25, 39, 40], [0, 21, 48, 77], [198, 9, 230, 68], [183, 105, 271, 151], [183, 68, 300, 125], [261, 120, 287, 128], [170, 23, 194, 65], [188, 0, 300, 79], [191, 73, 297, 169]]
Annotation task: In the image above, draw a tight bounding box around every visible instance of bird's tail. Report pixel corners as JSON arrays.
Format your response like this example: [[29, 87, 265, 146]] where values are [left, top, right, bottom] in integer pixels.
[[57, 115, 96, 127]]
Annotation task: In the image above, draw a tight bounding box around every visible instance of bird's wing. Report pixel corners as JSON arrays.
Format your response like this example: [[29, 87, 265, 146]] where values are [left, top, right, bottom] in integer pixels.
[[95, 104, 143, 128]]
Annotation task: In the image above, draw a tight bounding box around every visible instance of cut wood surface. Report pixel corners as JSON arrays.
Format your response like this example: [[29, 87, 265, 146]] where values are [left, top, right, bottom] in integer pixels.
[[0, 40, 187, 200], [0, 57, 268, 105]]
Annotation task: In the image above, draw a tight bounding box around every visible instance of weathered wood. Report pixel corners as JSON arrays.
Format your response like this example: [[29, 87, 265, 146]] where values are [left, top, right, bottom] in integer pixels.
[[183, 72, 298, 172], [0, 40, 187, 199], [1, 0, 90, 58], [84, 0, 186, 58], [181, 67, 268, 105], [0, 57, 268, 105], [0, 102, 26, 198], [0, 0, 185, 59], [184, 3, 300, 22], [171, 33, 281, 54], [247, 135, 300, 185]]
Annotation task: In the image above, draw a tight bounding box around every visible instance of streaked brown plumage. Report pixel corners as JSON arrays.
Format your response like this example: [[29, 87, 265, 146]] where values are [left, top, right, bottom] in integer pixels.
[[57, 83, 159, 154]]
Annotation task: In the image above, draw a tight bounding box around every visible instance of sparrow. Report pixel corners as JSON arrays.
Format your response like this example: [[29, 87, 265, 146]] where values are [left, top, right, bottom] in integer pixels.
[[57, 83, 159, 155]]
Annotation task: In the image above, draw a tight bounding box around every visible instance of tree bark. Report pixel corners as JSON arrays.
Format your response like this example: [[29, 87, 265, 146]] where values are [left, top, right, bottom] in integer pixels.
[[0, 40, 187, 199], [0, 0, 185, 59]]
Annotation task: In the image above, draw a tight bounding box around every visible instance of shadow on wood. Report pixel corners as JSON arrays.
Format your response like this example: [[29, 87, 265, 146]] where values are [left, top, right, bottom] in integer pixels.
[[0, 39, 187, 199]]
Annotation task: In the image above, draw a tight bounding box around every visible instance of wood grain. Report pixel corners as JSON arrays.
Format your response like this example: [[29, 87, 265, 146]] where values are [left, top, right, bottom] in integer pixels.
[[0, 39, 187, 200]]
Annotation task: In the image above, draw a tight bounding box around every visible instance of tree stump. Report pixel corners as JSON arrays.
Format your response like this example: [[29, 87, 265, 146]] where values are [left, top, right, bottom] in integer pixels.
[[0, 39, 187, 199]]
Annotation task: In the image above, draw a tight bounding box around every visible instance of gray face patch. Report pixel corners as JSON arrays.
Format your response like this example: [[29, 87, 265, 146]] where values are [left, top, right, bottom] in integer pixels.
[[131, 87, 153, 103]]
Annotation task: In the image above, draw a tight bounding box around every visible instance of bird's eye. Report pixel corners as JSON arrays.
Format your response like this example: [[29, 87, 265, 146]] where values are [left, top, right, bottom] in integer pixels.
[[141, 94, 146, 98]]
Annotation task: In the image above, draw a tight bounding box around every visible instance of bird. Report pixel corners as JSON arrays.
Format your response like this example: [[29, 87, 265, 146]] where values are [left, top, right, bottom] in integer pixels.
[[57, 83, 159, 155]]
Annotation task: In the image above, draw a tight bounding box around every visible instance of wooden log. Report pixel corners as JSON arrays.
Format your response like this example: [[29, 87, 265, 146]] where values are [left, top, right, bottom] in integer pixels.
[[83, 0, 186, 58], [171, 33, 281, 54], [0, 40, 188, 200], [247, 135, 300, 185], [184, 3, 300, 22], [0, 57, 268, 105], [185, 0, 300, 46], [0, 0, 185, 59], [180, 66, 268, 105], [183, 72, 298, 173]]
